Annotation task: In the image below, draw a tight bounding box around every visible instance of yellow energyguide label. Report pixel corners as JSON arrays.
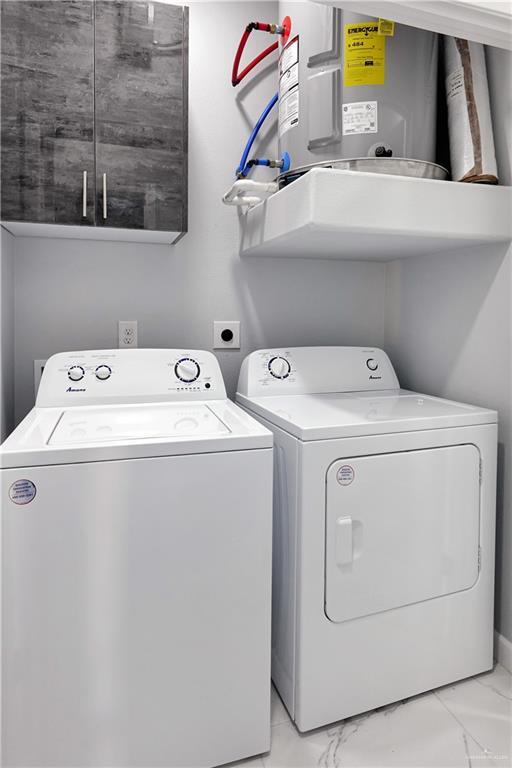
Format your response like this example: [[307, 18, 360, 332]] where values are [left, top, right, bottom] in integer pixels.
[[344, 21, 386, 87], [378, 18, 395, 36]]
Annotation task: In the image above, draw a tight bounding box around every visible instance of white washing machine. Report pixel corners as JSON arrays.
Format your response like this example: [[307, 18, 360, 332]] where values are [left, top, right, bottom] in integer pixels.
[[1, 349, 273, 768], [236, 346, 497, 732]]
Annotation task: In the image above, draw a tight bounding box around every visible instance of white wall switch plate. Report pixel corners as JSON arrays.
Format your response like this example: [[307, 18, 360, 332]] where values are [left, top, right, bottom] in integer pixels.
[[213, 321, 240, 349], [34, 359, 47, 397], [119, 320, 138, 348]]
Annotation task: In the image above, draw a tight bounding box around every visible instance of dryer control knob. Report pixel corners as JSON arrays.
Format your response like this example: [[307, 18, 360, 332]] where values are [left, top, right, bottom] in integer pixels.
[[175, 358, 200, 383], [268, 356, 291, 379], [68, 365, 85, 382], [95, 365, 112, 381], [366, 358, 379, 372]]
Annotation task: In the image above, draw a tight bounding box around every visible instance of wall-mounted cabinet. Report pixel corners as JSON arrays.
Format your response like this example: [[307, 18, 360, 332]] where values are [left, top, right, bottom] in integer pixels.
[[1, 0, 188, 244]]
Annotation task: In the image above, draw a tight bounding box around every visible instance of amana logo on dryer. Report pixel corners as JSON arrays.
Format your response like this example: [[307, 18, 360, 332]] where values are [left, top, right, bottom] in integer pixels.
[[66, 386, 86, 393]]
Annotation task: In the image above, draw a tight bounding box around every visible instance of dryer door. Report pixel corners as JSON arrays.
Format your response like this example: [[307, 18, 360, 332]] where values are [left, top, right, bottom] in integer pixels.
[[325, 445, 480, 623]]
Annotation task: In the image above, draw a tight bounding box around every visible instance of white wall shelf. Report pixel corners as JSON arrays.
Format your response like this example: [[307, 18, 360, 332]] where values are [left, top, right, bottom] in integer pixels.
[[240, 169, 512, 262], [314, 1, 512, 51]]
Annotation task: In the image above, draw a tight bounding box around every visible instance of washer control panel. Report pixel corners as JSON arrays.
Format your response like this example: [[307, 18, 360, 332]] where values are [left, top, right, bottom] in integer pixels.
[[37, 349, 227, 407], [237, 347, 400, 397]]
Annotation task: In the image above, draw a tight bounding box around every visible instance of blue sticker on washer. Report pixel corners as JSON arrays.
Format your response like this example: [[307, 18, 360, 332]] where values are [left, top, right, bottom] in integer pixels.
[[337, 465, 355, 486], [9, 479, 37, 505]]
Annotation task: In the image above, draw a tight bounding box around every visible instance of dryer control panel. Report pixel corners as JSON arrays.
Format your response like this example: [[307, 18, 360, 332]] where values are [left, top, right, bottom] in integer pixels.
[[237, 347, 400, 397], [37, 349, 227, 407]]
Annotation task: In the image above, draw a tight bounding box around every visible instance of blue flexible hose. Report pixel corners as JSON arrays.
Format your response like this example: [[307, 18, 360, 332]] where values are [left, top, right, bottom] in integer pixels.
[[236, 92, 278, 177]]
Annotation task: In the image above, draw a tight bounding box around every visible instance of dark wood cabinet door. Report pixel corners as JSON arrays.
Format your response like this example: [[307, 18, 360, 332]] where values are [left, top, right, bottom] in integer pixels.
[[1, 1, 95, 225], [94, 1, 188, 233]]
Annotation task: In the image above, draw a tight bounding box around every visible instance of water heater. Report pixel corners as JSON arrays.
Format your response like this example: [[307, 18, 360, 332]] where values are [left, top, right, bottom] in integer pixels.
[[277, 3, 446, 186]]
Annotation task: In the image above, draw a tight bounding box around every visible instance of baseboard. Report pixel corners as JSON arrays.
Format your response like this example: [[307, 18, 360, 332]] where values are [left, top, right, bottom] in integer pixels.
[[494, 631, 512, 673]]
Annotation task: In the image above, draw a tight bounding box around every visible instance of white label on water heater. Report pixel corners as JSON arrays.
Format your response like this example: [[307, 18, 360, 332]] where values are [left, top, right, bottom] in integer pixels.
[[279, 86, 299, 137], [280, 62, 298, 97], [280, 36, 298, 76], [279, 35, 300, 136], [342, 101, 378, 136]]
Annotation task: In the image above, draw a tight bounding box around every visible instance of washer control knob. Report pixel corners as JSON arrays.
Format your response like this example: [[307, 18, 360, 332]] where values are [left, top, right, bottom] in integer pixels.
[[68, 365, 85, 382], [175, 357, 200, 383], [366, 358, 379, 372], [95, 365, 112, 381], [268, 356, 291, 379]]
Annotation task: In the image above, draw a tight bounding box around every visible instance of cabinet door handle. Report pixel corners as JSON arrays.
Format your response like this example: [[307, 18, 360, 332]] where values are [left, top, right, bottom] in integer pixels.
[[82, 171, 87, 218], [102, 173, 107, 219]]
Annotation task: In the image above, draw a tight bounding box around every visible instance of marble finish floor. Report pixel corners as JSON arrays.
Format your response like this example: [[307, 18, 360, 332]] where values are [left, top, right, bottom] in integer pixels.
[[237, 663, 512, 768]]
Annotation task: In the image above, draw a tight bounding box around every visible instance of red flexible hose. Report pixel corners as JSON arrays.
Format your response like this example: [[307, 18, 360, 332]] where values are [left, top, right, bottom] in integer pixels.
[[233, 41, 278, 86], [232, 27, 251, 86], [232, 24, 279, 87]]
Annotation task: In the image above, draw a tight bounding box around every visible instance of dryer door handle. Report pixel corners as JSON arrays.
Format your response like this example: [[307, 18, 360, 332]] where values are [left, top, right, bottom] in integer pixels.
[[335, 516, 353, 566]]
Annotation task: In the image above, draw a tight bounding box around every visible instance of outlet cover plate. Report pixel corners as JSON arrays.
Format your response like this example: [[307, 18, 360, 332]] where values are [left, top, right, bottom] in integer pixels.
[[119, 320, 138, 348], [213, 321, 240, 349]]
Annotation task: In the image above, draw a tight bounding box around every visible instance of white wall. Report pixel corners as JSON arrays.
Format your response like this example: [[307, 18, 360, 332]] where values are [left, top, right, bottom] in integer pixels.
[[385, 243, 511, 640], [385, 47, 512, 645], [12, 1, 386, 422], [0, 227, 15, 440], [487, 45, 512, 648]]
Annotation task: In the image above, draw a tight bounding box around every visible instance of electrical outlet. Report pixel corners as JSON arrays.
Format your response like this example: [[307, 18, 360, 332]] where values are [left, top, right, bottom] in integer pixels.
[[213, 321, 240, 349], [119, 320, 138, 348], [34, 359, 47, 397]]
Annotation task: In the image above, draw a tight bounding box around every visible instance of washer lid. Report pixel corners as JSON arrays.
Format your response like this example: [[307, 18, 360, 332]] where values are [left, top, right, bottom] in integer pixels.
[[0, 400, 272, 469], [236, 390, 497, 440], [49, 403, 230, 445]]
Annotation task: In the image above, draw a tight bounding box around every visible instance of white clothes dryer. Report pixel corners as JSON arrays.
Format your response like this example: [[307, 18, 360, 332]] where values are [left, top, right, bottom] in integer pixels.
[[236, 346, 497, 732], [1, 349, 273, 768]]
